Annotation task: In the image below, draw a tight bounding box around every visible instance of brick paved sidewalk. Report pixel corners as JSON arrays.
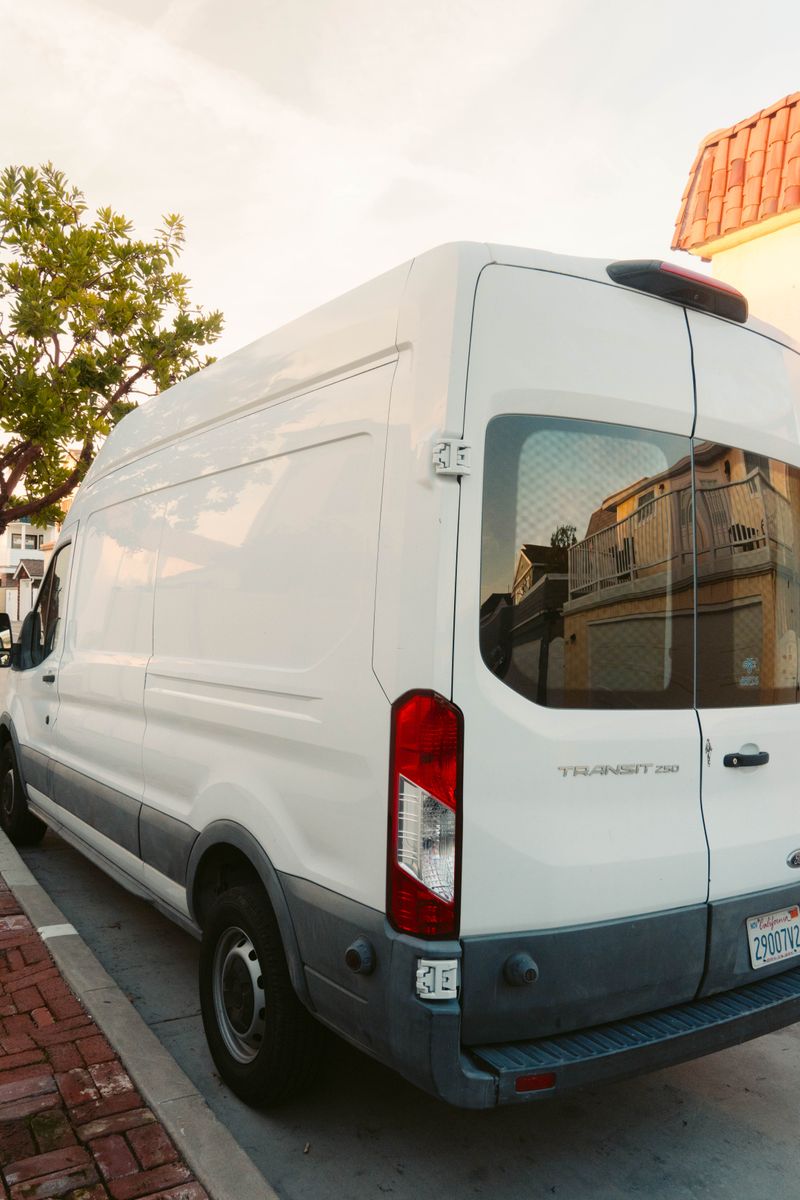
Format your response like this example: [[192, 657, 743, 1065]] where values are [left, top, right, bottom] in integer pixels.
[[0, 875, 209, 1200]]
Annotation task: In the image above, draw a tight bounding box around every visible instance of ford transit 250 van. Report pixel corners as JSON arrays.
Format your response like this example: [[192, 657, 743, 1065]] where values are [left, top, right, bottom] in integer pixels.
[[3, 243, 800, 1108]]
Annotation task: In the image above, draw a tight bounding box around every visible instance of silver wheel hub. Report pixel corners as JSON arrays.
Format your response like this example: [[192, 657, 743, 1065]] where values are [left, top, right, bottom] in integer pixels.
[[212, 926, 266, 1063]]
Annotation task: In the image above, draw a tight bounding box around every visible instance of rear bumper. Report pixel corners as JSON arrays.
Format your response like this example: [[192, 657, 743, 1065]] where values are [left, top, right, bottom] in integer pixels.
[[469, 965, 800, 1104], [279, 873, 800, 1108]]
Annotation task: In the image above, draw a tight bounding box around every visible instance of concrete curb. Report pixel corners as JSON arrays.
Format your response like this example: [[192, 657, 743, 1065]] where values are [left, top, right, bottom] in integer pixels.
[[0, 831, 277, 1200]]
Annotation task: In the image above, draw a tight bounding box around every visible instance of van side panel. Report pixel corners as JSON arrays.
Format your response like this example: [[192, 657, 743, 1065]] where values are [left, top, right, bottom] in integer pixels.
[[372, 242, 491, 700], [83, 262, 411, 489], [140, 365, 394, 911], [49, 493, 164, 871]]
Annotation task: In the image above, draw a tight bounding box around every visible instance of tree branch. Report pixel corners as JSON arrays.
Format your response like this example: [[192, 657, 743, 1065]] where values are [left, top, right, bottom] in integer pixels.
[[100, 364, 149, 417], [3, 444, 42, 501], [0, 439, 93, 529], [0, 439, 32, 473]]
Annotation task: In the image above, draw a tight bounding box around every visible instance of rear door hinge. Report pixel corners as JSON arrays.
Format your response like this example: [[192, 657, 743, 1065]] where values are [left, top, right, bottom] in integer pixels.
[[433, 438, 471, 477]]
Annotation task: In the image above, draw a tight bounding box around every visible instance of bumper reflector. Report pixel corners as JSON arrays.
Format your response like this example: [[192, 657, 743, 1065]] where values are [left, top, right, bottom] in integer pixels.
[[515, 1071, 556, 1094]]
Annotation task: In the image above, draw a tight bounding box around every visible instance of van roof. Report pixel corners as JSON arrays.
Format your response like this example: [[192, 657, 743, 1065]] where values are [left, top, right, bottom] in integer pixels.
[[81, 241, 796, 489]]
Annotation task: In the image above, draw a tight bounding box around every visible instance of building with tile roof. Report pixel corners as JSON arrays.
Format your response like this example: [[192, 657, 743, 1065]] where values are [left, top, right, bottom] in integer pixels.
[[672, 92, 800, 342]]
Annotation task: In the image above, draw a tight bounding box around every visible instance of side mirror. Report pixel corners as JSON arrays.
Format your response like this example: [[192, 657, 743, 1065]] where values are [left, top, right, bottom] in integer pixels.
[[17, 610, 41, 672], [0, 613, 11, 669]]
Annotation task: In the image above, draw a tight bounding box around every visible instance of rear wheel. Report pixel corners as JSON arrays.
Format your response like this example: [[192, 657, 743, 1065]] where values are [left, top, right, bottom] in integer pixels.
[[199, 883, 325, 1106], [0, 744, 46, 846]]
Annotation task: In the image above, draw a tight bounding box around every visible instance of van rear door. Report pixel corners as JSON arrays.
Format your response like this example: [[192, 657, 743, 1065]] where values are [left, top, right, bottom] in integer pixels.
[[452, 265, 709, 1035], [688, 313, 800, 991]]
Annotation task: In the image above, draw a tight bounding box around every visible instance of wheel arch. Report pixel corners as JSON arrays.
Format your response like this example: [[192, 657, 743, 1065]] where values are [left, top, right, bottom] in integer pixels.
[[0, 716, 26, 784], [187, 820, 312, 1009]]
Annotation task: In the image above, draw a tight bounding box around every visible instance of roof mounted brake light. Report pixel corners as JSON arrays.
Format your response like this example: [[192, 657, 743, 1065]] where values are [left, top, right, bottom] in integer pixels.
[[606, 260, 748, 324]]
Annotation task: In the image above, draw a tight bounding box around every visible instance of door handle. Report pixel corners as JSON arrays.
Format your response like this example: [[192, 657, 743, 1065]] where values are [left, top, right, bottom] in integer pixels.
[[723, 751, 769, 768], [41, 674, 56, 684]]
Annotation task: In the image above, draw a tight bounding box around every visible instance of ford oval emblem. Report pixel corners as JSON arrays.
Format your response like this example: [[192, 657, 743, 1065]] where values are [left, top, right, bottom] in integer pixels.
[[788, 850, 800, 869]]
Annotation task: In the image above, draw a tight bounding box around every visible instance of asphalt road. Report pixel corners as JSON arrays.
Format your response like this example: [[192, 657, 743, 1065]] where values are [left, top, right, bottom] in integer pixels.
[[11, 826, 800, 1200]]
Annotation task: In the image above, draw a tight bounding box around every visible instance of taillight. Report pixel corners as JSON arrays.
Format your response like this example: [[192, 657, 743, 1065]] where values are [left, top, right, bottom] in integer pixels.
[[387, 690, 463, 939]]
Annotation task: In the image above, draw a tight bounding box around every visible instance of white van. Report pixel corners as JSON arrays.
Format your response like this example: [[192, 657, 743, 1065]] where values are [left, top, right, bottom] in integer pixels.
[[3, 242, 800, 1108]]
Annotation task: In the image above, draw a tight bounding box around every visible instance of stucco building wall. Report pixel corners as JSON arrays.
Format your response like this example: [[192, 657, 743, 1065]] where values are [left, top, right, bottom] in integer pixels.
[[710, 221, 800, 345]]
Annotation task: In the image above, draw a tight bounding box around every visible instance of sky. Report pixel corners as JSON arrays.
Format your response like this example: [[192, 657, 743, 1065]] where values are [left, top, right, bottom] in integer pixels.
[[2, 0, 799, 359]]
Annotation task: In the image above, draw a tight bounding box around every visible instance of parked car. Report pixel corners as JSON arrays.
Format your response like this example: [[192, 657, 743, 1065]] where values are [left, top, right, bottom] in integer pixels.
[[2, 243, 800, 1108]]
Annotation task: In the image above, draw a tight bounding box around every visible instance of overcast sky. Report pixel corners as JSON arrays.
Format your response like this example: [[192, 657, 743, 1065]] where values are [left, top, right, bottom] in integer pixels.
[[2, 0, 799, 358]]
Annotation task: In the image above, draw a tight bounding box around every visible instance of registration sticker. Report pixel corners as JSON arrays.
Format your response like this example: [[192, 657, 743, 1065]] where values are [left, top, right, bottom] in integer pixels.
[[747, 905, 800, 969]]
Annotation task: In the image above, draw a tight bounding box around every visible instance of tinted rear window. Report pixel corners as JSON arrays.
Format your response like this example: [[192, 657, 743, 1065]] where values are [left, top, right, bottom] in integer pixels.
[[480, 416, 694, 709], [695, 442, 800, 707], [480, 417, 800, 709]]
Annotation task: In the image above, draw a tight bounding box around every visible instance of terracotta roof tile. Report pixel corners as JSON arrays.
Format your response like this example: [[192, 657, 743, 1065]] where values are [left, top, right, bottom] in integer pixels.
[[765, 138, 786, 176], [749, 117, 770, 154], [722, 204, 742, 234], [728, 157, 745, 188], [770, 106, 790, 144], [674, 92, 800, 250], [763, 165, 783, 201], [730, 127, 750, 160], [786, 156, 800, 187], [743, 174, 762, 208]]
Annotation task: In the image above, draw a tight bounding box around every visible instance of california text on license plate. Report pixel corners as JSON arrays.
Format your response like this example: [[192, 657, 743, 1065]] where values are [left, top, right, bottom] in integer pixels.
[[747, 905, 800, 969]]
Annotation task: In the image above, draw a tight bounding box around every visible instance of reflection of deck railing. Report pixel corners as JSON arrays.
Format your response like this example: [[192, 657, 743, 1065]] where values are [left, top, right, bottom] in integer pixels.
[[565, 473, 793, 601]]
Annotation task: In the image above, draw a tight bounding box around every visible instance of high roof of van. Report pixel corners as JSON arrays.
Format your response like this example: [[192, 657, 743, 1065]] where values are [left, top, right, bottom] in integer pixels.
[[81, 241, 795, 489]]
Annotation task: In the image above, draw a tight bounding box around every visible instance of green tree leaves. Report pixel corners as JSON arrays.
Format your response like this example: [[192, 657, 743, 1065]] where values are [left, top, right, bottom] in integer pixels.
[[0, 163, 223, 531]]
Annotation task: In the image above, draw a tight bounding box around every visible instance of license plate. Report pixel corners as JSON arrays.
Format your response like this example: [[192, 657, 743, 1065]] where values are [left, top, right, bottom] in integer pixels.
[[747, 905, 800, 969]]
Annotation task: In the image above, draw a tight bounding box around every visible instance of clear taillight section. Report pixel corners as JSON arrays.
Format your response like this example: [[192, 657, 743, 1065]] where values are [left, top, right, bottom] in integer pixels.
[[397, 778, 456, 900], [388, 691, 463, 939]]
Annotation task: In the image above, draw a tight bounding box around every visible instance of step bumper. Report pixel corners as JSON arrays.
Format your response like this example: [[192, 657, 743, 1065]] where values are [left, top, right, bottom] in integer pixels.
[[469, 965, 800, 1103]]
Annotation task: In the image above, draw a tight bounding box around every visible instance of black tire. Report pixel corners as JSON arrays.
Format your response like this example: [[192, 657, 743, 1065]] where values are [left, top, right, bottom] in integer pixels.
[[0, 743, 46, 846], [199, 883, 325, 1106]]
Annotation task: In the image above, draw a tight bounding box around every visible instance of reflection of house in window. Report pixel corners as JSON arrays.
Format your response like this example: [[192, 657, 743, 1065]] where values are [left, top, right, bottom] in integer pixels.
[[636, 490, 655, 522], [563, 442, 799, 704], [481, 413, 800, 710], [510, 545, 569, 705], [512, 544, 569, 604]]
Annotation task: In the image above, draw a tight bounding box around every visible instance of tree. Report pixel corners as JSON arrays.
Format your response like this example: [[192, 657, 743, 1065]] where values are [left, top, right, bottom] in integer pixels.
[[550, 523, 577, 548], [0, 164, 223, 533]]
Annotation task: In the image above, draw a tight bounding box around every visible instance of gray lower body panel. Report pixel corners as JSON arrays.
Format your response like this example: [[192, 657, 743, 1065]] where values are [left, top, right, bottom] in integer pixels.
[[19, 746, 50, 796], [700, 882, 800, 996], [460, 906, 708, 1043], [14, 735, 197, 890], [281, 873, 800, 1108], [51, 759, 141, 856], [139, 806, 197, 885]]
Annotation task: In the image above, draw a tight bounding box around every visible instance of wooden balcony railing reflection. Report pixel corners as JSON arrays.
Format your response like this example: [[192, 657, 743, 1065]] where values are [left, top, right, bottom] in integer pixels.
[[562, 473, 793, 602]]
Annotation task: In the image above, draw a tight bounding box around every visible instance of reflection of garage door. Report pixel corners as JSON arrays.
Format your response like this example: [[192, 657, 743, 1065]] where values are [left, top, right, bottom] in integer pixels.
[[698, 598, 763, 704], [589, 613, 689, 693]]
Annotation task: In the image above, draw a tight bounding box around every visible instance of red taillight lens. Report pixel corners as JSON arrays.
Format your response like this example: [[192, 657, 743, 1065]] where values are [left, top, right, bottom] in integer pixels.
[[387, 690, 463, 939]]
